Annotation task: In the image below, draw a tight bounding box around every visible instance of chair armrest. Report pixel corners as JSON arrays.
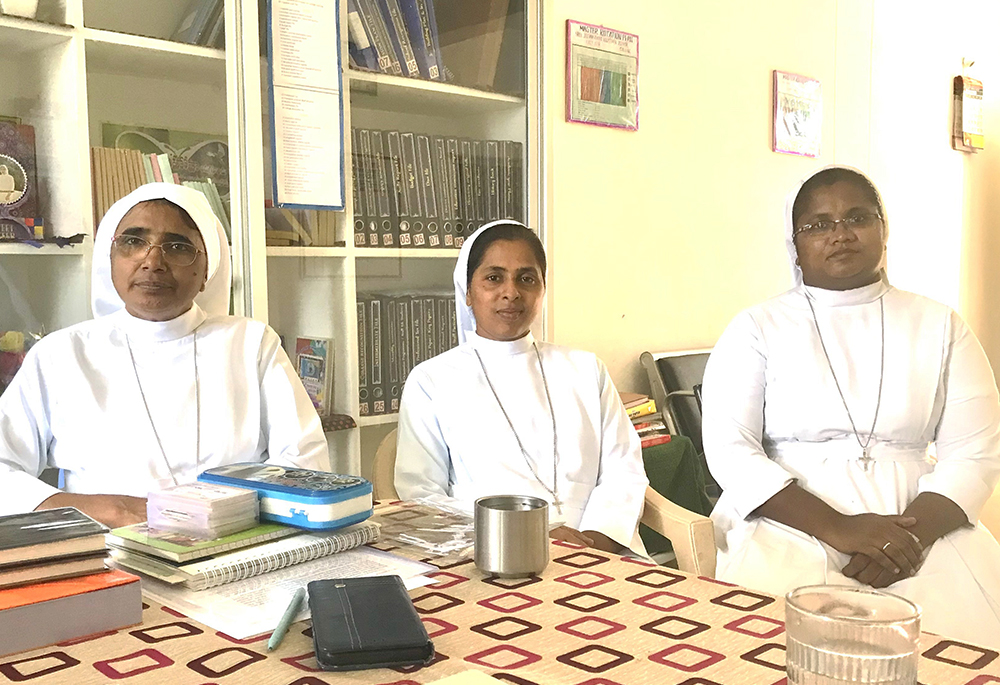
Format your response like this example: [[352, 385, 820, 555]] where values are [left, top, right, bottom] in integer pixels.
[[641, 486, 716, 577]]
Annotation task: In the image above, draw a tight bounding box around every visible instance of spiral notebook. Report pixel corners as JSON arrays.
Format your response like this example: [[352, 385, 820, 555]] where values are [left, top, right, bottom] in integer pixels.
[[111, 521, 380, 591]]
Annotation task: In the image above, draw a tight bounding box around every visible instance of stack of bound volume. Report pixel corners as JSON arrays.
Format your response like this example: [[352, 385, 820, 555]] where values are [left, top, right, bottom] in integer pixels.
[[0, 508, 109, 589], [621, 393, 671, 449], [147, 482, 259, 539]]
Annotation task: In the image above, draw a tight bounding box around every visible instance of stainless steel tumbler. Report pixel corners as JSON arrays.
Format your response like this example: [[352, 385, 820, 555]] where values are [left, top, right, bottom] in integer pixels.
[[474, 495, 549, 578]]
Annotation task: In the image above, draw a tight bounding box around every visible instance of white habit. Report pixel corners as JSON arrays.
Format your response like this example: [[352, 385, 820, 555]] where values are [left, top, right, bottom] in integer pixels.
[[703, 165, 1000, 647], [395, 330, 648, 552], [0, 183, 328, 514]]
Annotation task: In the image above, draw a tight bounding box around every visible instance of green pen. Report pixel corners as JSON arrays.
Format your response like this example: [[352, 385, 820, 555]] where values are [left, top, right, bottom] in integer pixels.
[[267, 587, 307, 652]]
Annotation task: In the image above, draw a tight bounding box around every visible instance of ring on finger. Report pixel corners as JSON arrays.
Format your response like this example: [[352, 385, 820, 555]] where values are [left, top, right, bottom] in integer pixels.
[[881, 541, 891, 551]]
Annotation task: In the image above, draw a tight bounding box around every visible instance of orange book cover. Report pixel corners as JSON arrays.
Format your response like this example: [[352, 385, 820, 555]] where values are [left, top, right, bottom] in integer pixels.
[[0, 568, 139, 612]]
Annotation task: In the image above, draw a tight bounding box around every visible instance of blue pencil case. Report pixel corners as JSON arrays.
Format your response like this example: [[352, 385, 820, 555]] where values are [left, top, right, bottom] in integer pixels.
[[198, 464, 373, 531]]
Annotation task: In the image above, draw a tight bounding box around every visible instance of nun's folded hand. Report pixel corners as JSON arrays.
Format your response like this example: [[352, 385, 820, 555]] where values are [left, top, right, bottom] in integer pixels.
[[35, 492, 147, 528]]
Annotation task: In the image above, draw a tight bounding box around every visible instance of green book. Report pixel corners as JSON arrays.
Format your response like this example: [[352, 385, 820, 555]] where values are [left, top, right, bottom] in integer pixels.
[[107, 522, 300, 564]]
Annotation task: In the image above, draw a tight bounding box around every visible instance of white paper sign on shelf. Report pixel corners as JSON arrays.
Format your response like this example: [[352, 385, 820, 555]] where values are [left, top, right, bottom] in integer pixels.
[[268, 0, 345, 210]]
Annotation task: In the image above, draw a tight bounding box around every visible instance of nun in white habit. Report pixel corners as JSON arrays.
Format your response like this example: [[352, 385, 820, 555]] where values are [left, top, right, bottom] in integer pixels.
[[394, 220, 648, 553], [0, 183, 328, 526], [703, 165, 1000, 646]]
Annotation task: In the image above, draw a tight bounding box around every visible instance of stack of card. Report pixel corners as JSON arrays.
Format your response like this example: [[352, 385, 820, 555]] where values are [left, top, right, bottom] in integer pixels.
[[147, 482, 259, 540]]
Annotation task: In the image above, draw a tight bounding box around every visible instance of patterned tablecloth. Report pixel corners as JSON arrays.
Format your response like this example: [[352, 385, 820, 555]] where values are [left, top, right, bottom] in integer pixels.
[[3, 528, 1000, 683]]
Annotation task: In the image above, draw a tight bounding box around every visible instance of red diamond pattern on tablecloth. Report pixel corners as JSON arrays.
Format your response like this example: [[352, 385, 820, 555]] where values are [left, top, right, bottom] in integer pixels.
[[554, 570, 615, 589], [421, 617, 460, 638], [187, 647, 267, 678], [426, 571, 470, 589], [639, 615, 711, 640], [477, 591, 543, 613], [710, 589, 776, 612], [491, 672, 541, 684], [393, 651, 449, 673], [129, 621, 205, 643], [554, 591, 620, 613], [553, 551, 610, 569], [470, 616, 543, 641], [465, 645, 542, 670], [923, 640, 1000, 670], [0, 652, 81, 681], [739, 643, 786, 671], [624, 568, 687, 588], [633, 590, 697, 612], [724, 614, 785, 639], [966, 676, 1000, 684], [556, 644, 634, 673], [280, 650, 322, 672], [554, 615, 627, 640], [482, 575, 543, 590], [575, 679, 625, 685], [648, 644, 726, 672], [411, 591, 466, 614]]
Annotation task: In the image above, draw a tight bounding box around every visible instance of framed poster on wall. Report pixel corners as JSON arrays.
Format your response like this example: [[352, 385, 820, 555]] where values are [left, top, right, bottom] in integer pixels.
[[772, 70, 822, 157], [566, 20, 639, 131]]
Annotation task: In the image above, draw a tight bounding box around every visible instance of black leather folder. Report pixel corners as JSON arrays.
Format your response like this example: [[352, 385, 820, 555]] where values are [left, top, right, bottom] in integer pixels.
[[308, 575, 434, 671]]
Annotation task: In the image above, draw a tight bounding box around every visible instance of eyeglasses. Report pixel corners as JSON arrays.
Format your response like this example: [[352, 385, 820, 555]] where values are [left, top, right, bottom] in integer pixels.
[[794, 213, 882, 239], [112, 235, 204, 267]]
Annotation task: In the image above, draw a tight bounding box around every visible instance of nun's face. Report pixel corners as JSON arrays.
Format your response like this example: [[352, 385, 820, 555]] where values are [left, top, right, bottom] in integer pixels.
[[110, 201, 208, 321], [467, 239, 544, 341], [793, 180, 885, 291]]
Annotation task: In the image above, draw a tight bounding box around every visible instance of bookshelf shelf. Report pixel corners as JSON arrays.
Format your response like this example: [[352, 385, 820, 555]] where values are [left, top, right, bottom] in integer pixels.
[[349, 69, 524, 116], [355, 248, 461, 260], [0, 16, 72, 52], [83, 28, 225, 83], [0, 243, 86, 256], [266, 246, 350, 258], [357, 413, 399, 428]]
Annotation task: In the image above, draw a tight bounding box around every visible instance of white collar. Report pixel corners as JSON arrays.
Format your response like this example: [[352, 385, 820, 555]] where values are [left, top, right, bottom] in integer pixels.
[[112, 303, 207, 343], [468, 330, 536, 357], [802, 280, 890, 307]]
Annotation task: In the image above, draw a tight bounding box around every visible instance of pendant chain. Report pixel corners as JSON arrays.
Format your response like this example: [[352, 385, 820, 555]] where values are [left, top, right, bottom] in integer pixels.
[[126, 330, 200, 486], [474, 343, 561, 512], [806, 293, 885, 471]]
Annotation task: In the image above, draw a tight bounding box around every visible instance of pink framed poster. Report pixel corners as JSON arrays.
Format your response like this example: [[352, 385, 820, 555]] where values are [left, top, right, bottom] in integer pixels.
[[773, 70, 822, 157], [566, 20, 639, 131]]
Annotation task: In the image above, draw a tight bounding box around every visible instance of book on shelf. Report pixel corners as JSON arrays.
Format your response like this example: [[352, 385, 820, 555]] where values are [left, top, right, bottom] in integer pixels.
[[626, 398, 657, 420], [620, 392, 649, 409], [296, 337, 334, 417], [398, 0, 445, 81], [346, 0, 381, 72], [357, 300, 371, 416], [0, 551, 109, 590], [377, 0, 421, 78], [111, 520, 381, 591], [641, 433, 672, 449], [0, 568, 141, 658], [108, 521, 300, 564], [356, 0, 402, 75]]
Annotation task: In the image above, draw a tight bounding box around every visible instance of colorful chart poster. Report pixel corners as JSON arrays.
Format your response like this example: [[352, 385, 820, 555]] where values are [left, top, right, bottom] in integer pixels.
[[773, 70, 822, 158], [566, 20, 639, 131]]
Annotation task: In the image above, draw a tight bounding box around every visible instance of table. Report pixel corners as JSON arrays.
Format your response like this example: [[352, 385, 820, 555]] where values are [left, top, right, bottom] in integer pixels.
[[3, 540, 998, 684]]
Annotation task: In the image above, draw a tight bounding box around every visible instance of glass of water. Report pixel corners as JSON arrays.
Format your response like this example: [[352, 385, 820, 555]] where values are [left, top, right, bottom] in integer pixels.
[[785, 585, 921, 684]]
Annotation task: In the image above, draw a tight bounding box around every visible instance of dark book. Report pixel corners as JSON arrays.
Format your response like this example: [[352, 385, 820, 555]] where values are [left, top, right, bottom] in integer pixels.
[[358, 130, 379, 248], [485, 139, 500, 221], [431, 137, 454, 248], [309, 575, 433, 671], [385, 296, 401, 413], [397, 295, 413, 386], [436, 297, 450, 356], [459, 139, 475, 241], [422, 296, 436, 362], [399, 0, 444, 81], [471, 140, 484, 224], [446, 138, 464, 246], [386, 131, 411, 247], [346, 0, 380, 71], [370, 130, 396, 247], [0, 551, 108, 589], [357, 300, 371, 416], [351, 129, 367, 246], [409, 298, 424, 367], [416, 135, 440, 247], [377, 0, 420, 77], [400, 133, 425, 248], [0, 508, 107, 568], [370, 298, 385, 414], [356, 0, 402, 74]]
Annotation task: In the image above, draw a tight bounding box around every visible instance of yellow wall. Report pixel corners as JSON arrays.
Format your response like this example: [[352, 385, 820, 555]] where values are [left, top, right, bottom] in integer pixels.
[[543, 0, 1000, 391]]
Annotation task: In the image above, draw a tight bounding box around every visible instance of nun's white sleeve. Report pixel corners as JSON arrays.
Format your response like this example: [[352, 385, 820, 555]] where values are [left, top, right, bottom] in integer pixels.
[[257, 326, 330, 471], [918, 311, 1000, 522], [702, 310, 795, 520], [395, 366, 455, 503], [577, 357, 649, 551], [0, 345, 62, 515]]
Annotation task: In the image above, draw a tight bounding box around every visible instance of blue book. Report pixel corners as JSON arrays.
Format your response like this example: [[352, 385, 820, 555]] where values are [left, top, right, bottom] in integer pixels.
[[398, 0, 444, 81], [376, 0, 420, 77], [356, 0, 401, 75], [346, 0, 379, 71]]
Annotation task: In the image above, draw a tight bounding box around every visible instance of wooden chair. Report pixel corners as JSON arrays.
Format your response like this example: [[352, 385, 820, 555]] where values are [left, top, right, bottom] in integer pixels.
[[371, 428, 717, 577]]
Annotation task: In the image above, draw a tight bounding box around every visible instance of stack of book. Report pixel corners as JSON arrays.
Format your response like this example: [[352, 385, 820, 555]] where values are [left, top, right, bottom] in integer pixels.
[[357, 292, 458, 416], [351, 127, 523, 249], [0, 508, 142, 657], [90, 146, 230, 238], [263, 205, 340, 247], [622, 393, 672, 449]]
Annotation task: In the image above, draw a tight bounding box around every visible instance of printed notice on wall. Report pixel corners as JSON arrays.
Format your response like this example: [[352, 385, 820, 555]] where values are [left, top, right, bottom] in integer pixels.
[[268, 0, 344, 209], [772, 70, 822, 158], [566, 20, 639, 131]]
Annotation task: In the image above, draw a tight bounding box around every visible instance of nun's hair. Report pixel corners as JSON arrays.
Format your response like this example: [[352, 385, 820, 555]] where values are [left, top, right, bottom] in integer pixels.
[[466, 223, 546, 288], [792, 168, 883, 229], [135, 198, 201, 235]]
